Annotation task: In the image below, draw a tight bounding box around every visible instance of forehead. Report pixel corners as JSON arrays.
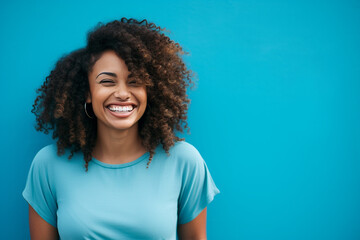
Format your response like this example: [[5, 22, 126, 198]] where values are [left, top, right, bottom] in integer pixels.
[[90, 50, 129, 77]]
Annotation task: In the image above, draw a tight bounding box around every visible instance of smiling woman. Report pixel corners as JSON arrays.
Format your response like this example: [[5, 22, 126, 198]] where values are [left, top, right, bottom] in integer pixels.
[[87, 50, 148, 156], [23, 18, 220, 239]]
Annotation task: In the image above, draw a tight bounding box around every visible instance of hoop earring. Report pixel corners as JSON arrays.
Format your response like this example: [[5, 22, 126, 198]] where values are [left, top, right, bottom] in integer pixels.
[[84, 102, 93, 119]]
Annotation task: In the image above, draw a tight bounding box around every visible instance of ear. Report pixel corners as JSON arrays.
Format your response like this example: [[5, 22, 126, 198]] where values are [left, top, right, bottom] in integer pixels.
[[86, 93, 91, 103]]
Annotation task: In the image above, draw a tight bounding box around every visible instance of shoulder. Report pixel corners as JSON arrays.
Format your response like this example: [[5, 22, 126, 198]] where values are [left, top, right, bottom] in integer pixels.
[[169, 141, 201, 156], [34, 144, 58, 159], [168, 141, 204, 168], [32, 144, 58, 165], [30, 144, 85, 177], [31, 144, 73, 169]]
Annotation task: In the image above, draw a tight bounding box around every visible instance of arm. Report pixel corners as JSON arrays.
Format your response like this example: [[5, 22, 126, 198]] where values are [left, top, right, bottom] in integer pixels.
[[177, 207, 207, 240], [29, 205, 59, 240]]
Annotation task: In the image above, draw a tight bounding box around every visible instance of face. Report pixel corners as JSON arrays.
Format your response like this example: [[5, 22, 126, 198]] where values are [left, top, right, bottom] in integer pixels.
[[87, 50, 147, 132]]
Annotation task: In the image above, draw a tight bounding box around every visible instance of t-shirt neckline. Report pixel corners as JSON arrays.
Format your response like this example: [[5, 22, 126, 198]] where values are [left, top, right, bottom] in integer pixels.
[[91, 152, 150, 169]]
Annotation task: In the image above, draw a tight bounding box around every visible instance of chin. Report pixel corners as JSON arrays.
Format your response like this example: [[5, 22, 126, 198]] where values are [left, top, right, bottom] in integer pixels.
[[109, 122, 139, 131]]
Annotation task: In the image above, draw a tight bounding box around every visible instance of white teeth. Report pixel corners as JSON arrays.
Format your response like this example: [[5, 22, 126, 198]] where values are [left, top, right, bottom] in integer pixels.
[[108, 105, 134, 112]]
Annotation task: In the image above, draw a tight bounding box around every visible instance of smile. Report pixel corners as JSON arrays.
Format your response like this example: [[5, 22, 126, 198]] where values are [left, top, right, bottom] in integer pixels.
[[107, 105, 134, 113]]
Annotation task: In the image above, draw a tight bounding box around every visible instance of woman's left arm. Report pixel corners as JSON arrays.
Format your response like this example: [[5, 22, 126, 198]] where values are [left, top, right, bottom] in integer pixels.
[[177, 207, 207, 240]]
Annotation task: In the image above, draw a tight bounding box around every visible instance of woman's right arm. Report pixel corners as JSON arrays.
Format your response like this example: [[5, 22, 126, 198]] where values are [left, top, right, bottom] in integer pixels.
[[29, 205, 59, 240]]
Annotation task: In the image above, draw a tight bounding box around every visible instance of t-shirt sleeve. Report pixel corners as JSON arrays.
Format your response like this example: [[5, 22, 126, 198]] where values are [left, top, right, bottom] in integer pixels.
[[22, 147, 57, 227], [177, 144, 220, 224]]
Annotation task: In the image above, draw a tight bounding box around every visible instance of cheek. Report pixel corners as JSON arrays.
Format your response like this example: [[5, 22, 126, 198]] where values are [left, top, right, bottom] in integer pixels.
[[138, 89, 147, 106], [142, 93, 147, 105], [136, 89, 147, 117], [90, 90, 110, 115], [91, 88, 109, 102]]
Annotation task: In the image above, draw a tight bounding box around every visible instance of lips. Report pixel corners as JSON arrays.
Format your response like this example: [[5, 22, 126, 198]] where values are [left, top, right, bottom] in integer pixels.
[[105, 103, 138, 117], [107, 104, 134, 112]]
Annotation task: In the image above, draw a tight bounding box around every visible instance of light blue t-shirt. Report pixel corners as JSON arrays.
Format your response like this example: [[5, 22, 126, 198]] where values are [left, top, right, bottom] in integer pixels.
[[23, 141, 220, 239]]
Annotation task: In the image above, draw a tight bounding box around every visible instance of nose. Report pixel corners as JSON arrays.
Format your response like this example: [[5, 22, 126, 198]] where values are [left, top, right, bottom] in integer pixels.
[[113, 83, 130, 100]]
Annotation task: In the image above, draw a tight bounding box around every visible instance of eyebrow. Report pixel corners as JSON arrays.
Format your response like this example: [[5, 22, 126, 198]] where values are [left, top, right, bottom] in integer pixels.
[[96, 72, 117, 79]]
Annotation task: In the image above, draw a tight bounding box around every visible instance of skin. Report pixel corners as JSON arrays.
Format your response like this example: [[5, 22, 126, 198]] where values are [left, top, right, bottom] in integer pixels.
[[178, 207, 208, 240], [86, 50, 148, 164], [29, 50, 208, 239], [29, 205, 59, 239]]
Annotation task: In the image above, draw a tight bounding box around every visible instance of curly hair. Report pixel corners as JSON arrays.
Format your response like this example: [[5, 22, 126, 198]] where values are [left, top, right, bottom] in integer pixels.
[[32, 18, 193, 171]]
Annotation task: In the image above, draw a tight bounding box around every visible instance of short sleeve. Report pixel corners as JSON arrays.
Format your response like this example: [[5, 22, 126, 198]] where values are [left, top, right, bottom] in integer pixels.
[[177, 145, 220, 224], [22, 147, 57, 227]]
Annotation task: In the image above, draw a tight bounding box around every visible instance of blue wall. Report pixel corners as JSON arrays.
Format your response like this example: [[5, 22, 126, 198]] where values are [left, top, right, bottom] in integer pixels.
[[1, 0, 359, 239]]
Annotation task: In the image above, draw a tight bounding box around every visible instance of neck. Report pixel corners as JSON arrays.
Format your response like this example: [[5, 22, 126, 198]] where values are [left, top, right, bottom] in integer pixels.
[[93, 123, 146, 164]]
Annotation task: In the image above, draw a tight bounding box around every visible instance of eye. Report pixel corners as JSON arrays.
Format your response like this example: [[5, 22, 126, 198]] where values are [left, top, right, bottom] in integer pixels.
[[128, 79, 143, 86], [128, 80, 138, 85], [99, 79, 115, 85]]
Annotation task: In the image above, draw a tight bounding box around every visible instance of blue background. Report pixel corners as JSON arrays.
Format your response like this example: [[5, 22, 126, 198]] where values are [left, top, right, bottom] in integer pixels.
[[1, 0, 359, 239]]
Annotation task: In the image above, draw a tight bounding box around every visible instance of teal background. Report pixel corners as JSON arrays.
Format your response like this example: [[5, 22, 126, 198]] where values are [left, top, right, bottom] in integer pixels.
[[1, 0, 360, 239]]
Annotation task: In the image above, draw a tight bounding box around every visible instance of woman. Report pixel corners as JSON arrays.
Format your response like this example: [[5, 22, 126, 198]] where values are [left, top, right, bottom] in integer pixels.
[[23, 18, 220, 239]]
